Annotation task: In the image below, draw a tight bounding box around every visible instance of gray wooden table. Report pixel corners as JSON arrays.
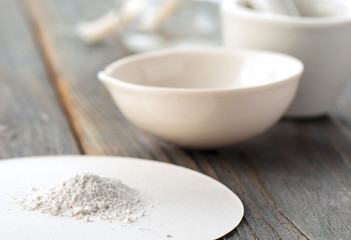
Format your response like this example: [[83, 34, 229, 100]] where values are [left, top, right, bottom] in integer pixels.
[[1, 0, 351, 239]]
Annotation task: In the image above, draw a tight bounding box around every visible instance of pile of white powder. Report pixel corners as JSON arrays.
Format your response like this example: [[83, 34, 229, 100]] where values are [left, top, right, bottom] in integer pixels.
[[18, 173, 146, 223]]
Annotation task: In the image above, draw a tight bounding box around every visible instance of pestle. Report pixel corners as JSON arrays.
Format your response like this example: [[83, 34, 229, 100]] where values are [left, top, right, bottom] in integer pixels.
[[247, 0, 301, 16]]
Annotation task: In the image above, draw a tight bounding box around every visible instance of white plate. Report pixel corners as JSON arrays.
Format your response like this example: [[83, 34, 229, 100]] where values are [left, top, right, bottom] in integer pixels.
[[0, 155, 244, 240]]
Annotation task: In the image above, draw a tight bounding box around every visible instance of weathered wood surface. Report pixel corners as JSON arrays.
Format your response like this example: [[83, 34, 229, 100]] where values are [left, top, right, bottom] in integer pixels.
[[0, 0, 79, 159], [3, 0, 351, 239]]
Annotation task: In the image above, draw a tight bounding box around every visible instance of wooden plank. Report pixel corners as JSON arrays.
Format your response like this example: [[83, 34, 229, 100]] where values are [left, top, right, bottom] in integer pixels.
[[0, 0, 79, 159], [218, 119, 351, 239], [22, 0, 155, 157], [23, 0, 351, 239], [331, 84, 351, 140]]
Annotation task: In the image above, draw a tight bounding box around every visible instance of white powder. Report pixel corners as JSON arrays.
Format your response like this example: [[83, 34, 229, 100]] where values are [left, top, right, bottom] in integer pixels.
[[18, 173, 146, 223]]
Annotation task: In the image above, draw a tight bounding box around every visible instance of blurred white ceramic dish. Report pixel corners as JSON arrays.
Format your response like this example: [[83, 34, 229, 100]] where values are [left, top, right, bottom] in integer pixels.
[[99, 48, 303, 148], [221, 0, 351, 117], [121, 0, 221, 53], [247, 0, 300, 16]]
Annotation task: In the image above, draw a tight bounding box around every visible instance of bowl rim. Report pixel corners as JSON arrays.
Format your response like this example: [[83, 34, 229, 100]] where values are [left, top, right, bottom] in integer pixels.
[[98, 47, 304, 94], [222, 0, 351, 26]]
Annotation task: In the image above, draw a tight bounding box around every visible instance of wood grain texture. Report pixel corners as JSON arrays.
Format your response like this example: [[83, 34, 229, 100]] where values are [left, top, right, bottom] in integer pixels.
[[331, 84, 351, 140], [22, 0, 351, 239], [0, 0, 79, 159]]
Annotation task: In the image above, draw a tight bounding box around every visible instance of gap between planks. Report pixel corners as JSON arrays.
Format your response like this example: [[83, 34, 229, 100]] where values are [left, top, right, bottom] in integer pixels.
[[18, 0, 86, 154]]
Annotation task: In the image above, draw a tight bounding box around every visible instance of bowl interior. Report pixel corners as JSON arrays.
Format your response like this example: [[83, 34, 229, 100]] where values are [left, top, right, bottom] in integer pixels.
[[105, 49, 302, 90]]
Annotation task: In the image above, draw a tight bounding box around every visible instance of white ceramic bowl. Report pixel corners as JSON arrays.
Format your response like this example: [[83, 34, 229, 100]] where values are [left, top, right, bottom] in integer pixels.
[[98, 48, 303, 148], [221, 0, 351, 117]]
